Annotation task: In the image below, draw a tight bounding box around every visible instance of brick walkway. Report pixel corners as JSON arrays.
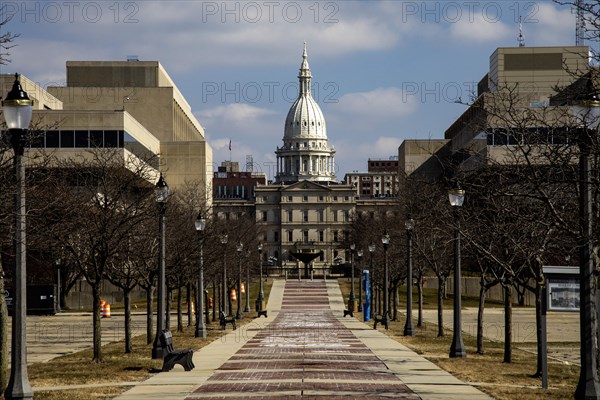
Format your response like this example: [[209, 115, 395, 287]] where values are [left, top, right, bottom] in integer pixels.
[[116, 279, 491, 399], [186, 281, 419, 399]]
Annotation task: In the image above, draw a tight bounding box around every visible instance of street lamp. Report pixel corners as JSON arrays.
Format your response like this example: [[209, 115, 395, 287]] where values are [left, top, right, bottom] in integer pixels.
[[357, 249, 363, 312], [3, 73, 33, 400], [404, 218, 415, 336], [381, 232, 390, 330], [244, 247, 251, 313], [368, 242, 376, 320], [220, 234, 229, 319], [448, 184, 466, 358], [349, 243, 356, 316], [236, 242, 243, 319], [572, 91, 600, 398], [151, 174, 169, 359], [194, 212, 207, 338], [256, 243, 266, 317]]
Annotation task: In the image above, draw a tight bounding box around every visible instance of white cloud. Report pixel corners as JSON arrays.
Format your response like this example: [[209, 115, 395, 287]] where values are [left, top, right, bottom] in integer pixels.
[[524, 3, 575, 46], [449, 16, 512, 43], [332, 87, 418, 120], [199, 103, 276, 122]]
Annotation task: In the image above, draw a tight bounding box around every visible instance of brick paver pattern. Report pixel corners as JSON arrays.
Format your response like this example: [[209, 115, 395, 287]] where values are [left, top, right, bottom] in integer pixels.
[[186, 281, 420, 399]]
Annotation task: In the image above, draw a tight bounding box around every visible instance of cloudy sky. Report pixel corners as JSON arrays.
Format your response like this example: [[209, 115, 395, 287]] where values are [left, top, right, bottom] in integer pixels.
[[0, 1, 584, 179]]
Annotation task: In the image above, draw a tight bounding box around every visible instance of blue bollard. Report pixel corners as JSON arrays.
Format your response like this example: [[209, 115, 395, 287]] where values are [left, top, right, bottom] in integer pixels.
[[363, 270, 371, 322]]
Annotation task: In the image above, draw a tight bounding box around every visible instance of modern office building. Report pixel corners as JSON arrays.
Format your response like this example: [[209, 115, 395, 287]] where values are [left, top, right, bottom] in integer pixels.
[[402, 45, 590, 181], [1, 61, 213, 202]]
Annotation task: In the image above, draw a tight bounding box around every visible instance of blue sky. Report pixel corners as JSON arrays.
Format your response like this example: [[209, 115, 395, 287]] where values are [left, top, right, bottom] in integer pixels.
[[0, 1, 585, 180]]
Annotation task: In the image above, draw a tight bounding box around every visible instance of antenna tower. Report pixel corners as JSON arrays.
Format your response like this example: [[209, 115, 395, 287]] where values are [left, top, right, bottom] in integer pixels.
[[518, 16, 525, 47], [575, 0, 586, 46]]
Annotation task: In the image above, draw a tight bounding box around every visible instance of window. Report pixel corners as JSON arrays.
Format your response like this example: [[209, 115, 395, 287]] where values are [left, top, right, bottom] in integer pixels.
[[46, 131, 59, 147], [319, 195, 324, 202], [303, 195, 308, 202], [60, 130, 75, 148], [303, 230, 309, 242], [344, 196, 349, 201], [274, 231, 279, 243], [333, 231, 339, 242], [344, 211, 350, 222], [303, 210, 308, 222], [287, 231, 293, 242], [288, 195, 293, 202], [75, 130, 89, 148], [288, 210, 293, 222], [333, 211, 338, 222], [333, 196, 338, 201], [104, 130, 119, 147], [262, 211, 267, 222], [319, 230, 324, 242], [319, 210, 324, 222]]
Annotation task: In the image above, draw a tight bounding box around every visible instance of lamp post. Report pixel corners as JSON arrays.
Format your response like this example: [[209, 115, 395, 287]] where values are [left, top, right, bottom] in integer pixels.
[[448, 185, 466, 358], [151, 174, 169, 359], [404, 218, 415, 336], [572, 92, 600, 398], [368, 243, 375, 320], [349, 243, 356, 314], [194, 212, 207, 338], [381, 232, 390, 330], [236, 242, 243, 319], [256, 243, 265, 315], [357, 249, 363, 312], [244, 247, 251, 313], [3, 73, 33, 400], [220, 234, 229, 317]]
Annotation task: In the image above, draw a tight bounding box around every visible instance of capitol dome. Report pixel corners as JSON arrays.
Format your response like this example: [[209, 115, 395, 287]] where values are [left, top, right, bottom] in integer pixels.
[[284, 45, 327, 139], [275, 44, 336, 184]]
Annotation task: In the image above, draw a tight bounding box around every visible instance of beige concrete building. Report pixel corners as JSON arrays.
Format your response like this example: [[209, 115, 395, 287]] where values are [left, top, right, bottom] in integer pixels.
[[2, 61, 212, 203], [403, 45, 590, 181], [46, 61, 212, 196]]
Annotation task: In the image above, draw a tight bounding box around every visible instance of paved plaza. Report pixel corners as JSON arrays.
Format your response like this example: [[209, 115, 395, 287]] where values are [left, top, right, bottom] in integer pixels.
[[115, 279, 491, 399]]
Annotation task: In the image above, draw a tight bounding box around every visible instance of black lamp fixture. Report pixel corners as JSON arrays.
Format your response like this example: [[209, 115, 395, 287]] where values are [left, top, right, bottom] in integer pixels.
[[3, 73, 34, 400], [152, 174, 169, 359], [448, 184, 466, 358], [194, 212, 207, 338]]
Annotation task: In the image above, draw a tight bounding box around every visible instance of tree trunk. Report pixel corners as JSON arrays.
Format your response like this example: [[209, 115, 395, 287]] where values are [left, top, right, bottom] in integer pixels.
[[166, 288, 172, 331], [124, 287, 132, 353], [187, 283, 192, 327], [146, 285, 154, 344], [437, 276, 445, 337], [392, 282, 398, 321], [212, 278, 217, 322], [417, 273, 423, 327], [0, 267, 8, 393], [533, 279, 543, 377], [177, 285, 183, 333], [92, 283, 103, 362], [477, 281, 487, 354], [503, 283, 512, 363]]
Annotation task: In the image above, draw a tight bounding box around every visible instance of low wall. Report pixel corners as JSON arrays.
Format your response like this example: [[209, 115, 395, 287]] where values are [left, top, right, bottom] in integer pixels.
[[423, 276, 535, 307]]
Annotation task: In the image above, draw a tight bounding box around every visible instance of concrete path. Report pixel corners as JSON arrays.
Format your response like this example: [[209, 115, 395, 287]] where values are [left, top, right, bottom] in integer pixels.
[[116, 279, 491, 399]]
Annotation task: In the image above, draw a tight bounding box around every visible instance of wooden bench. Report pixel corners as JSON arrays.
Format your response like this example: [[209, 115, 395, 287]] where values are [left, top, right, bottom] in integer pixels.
[[219, 311, 237, 330], [159, 330, 195, 372], [373, 314, 388, 330]]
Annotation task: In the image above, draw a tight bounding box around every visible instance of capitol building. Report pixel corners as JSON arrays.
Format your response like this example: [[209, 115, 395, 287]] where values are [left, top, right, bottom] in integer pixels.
[[214, 45, 398, 274]]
